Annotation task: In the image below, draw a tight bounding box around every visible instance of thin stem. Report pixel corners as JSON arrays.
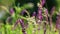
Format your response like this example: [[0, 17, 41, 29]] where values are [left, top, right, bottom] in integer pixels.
[[44, 23, 46, 34], [59, 30, 60, 34], [0, 6, 9, 13], [25, 10, 30, 17], [49, 16, 53, 30]]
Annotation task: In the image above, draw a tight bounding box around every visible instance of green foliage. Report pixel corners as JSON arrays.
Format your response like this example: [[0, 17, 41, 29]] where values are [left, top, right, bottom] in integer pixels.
[[0, 0, 15, 7], [14, 3, 34, 13], [0, 0, 60, 34]]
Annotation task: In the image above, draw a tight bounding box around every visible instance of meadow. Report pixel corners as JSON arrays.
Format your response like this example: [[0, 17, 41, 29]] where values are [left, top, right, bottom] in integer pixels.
[[0, 0, 60, 34]]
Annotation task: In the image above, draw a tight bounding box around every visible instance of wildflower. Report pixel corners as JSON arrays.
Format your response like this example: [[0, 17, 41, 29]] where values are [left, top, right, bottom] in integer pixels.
[[50, 6, 55, 16], [6, 17, 13, 24], [13, 19, 19, 29], [21, 9, 26, 15], [10, 8, 14, 15], [37, 8, 43, 21], [43, 8, 48, 34], [56, 14, 60, 30], [19, 19, 26, 34], [44, 8, 48, 16], [41, 0, 46, 7], [21, 9, 30, 17], [13, 19, 26, 34], [44, 8, 49, 24], [32, 11, 36, 17], [19, 19, 25, 28], [49, 6, 55, 30], [56, 13, 60, 34]]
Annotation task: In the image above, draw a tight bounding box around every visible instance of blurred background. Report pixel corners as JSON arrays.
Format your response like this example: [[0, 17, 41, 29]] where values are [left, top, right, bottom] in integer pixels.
[[0, 0, 60, 34]]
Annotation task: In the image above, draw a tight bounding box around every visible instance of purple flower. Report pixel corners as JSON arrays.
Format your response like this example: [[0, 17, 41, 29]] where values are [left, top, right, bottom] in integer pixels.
[[45, 9, 48, 15], [10, 8, 14, 15], [37, 8, 43, 21], [19, 19, 25, 28], [49, 6, 55, 30], [32, 11, 36, 17], [21, 9, 27, 15], [44, 8, 49, 24], [41, 0, 46, 6], [50, 6, 55, 16], [14, 19, 19, 29], [14, 19, 26, 34], [56, 14, 60, 30], [6, 17, 12, 24], [19, 19, 26, 34]]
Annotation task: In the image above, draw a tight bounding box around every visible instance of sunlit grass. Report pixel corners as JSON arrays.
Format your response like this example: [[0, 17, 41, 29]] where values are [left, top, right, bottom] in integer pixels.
[[0, 23, 59, 34]]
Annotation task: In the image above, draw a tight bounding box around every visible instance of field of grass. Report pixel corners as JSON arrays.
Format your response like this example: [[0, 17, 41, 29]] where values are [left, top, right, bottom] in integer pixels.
[[0, 0, 60, 34]]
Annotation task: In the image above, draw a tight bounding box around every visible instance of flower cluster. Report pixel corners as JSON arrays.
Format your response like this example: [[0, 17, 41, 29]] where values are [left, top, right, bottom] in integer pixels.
[[6, 0, 60, 34]]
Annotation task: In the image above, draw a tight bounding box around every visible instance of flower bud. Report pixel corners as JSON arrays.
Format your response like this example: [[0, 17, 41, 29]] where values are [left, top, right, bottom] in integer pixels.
[[10, 8, 14, 15], [56, 14, 60, 30], [50, 6, 55, 16], [32, 12, 36, 17], [37, 8, 43, 21], [41, 0, 46, 7], [19, 19, 26, 34], [21, 9, 26, 15]]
